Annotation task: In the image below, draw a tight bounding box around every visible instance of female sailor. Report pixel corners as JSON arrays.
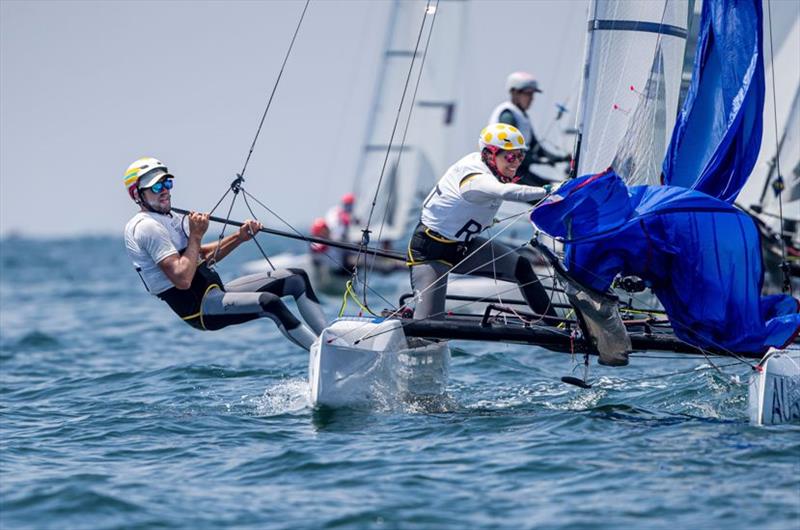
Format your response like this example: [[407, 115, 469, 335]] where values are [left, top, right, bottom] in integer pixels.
[[407, 124, 558, 322]]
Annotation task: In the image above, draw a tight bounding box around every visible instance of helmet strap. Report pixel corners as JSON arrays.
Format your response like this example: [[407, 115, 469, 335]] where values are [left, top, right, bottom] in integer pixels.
[[482, 147, 516, 183], [481, 147, 501, 179]]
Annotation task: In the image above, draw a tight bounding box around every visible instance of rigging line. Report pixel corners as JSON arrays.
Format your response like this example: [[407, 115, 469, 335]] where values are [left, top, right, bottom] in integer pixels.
[[240, 190, 398, 309], [334, 219, 537, 345], [389, 239, 535, 326], [206, 2, 309, 235], [351, 313, 575, 348], [640, 319, 757, 367], [208, 186, 233, 217], [395, 196, 558, 309], [366, 0, 440, 286], [359, 0, 435, 247], [208, 191, 239, 268], [238, 0, 310, 179], [765, 0, 790, 292], [484, 205, 536, 232], [356, 0, 437, 312], [386, 212, 534, 316], [240, 191, 276, 271], [517, 244, 761, 363], [486, 225, 526, 325], [350, 288, 578, 346], [543, 243, 759, 364], [532, 235, 663, 312]]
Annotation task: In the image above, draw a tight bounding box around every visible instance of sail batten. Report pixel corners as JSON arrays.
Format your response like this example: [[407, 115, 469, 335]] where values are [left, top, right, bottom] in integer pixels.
[[589, 19, 688, 39]]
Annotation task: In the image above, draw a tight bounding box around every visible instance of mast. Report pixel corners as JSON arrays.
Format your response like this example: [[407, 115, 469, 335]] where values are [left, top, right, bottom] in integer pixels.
[[350, 0, 401, 197], [350, 0, 467, 244]]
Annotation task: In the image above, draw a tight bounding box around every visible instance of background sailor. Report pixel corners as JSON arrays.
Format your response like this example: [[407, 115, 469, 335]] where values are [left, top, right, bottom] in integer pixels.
[[488, 71, 570, 187]]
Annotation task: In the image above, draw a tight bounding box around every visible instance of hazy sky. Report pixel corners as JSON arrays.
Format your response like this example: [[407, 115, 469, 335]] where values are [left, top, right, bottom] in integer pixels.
[[2, 0, 796, 238], [0, 0, 591, 237]]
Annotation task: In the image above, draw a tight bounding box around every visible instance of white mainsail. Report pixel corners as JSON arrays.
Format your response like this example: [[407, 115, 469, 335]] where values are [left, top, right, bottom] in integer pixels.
[[575, 0, 689, 177]]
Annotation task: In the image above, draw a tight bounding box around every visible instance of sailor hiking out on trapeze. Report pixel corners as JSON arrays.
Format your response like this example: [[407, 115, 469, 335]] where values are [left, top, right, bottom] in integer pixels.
[[123, 157, 327, 350], [407, 123, 559, 322]]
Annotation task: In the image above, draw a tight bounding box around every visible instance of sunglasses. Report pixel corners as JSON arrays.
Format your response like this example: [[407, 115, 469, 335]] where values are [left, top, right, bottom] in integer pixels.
[[500, 151, 526, 163], [147, 179, 173, 194]]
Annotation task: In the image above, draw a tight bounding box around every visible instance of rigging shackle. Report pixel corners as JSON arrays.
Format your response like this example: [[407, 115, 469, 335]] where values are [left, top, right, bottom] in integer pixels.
[[230, 173, 245, 194]]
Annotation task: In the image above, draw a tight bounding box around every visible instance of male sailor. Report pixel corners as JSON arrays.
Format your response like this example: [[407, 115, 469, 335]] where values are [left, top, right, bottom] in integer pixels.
[[407, 124, 559, 322], [123, 157, 327, 350], [488, 72, 570, 187]]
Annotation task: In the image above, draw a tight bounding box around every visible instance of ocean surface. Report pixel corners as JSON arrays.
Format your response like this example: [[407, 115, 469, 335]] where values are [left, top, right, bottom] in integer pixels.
[[1, 236, 798, 530]]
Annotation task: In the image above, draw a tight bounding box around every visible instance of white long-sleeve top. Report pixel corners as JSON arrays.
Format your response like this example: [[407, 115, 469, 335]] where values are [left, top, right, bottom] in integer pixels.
[[420, 152, 545, 241]]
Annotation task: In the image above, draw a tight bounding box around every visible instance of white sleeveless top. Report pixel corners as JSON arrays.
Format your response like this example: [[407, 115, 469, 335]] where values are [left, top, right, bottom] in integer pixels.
[[488, 102, 533, 146], [420, 152, 546, 242]]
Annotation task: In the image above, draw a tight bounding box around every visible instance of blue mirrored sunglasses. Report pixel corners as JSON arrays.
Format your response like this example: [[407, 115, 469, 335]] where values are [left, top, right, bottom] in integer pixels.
[[148, 179, 173, 194]]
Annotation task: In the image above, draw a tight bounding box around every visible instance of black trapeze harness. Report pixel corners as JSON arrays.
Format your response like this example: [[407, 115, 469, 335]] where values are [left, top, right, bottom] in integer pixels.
[[136, 257, 223, 331]]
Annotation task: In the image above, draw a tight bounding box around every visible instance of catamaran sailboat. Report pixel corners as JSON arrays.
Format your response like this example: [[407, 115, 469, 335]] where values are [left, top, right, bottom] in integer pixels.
[[306, 0, 799, 425], [174, 0, 798, 424]]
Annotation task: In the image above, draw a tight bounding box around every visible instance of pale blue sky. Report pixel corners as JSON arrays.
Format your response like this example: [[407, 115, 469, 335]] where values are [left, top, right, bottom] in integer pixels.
[[0, 0, 590, 237], [3, 0, 796, 238]]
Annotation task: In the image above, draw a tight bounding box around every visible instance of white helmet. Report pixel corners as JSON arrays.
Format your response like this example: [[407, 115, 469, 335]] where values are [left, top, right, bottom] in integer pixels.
[[479, 123, 528, 151], [124, 157, 173, 199], [506, 71, 542, 93]]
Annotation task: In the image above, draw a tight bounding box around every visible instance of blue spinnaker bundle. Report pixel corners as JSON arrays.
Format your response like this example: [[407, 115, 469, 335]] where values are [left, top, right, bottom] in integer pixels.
[[532, 171, 800, 353], [662, 0, 765, 202], [531, 0, 799, 354]]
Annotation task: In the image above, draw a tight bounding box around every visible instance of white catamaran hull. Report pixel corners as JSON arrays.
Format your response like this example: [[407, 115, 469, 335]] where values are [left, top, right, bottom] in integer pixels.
[[309, 318, 450, 408], [748, 348, 800, 426]]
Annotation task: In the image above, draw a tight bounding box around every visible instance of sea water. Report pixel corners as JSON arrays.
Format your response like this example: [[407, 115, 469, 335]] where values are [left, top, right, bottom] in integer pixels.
[[1, 236, 798, 530]]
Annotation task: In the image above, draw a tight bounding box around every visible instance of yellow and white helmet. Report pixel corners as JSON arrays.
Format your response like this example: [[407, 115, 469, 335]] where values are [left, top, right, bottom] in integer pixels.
[[479, 123, 528, 151], [124, 157, 172, 199]]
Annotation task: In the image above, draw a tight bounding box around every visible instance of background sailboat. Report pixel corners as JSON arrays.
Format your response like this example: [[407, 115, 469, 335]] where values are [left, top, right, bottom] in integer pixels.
[[739, 10, 800, 293], [243, 0, 469, 290]]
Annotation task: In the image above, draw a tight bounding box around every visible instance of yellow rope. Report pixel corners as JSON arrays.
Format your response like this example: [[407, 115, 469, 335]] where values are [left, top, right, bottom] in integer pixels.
[[338, 280, 376, 317], [557, 309, 575, 329]]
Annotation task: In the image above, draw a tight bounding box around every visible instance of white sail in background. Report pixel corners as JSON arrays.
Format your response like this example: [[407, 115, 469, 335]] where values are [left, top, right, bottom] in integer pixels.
[[739, 10, 800, 225], [575, 0, 688, 177], [351, 0, 468, 244], [776, 88, 800, 204]]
